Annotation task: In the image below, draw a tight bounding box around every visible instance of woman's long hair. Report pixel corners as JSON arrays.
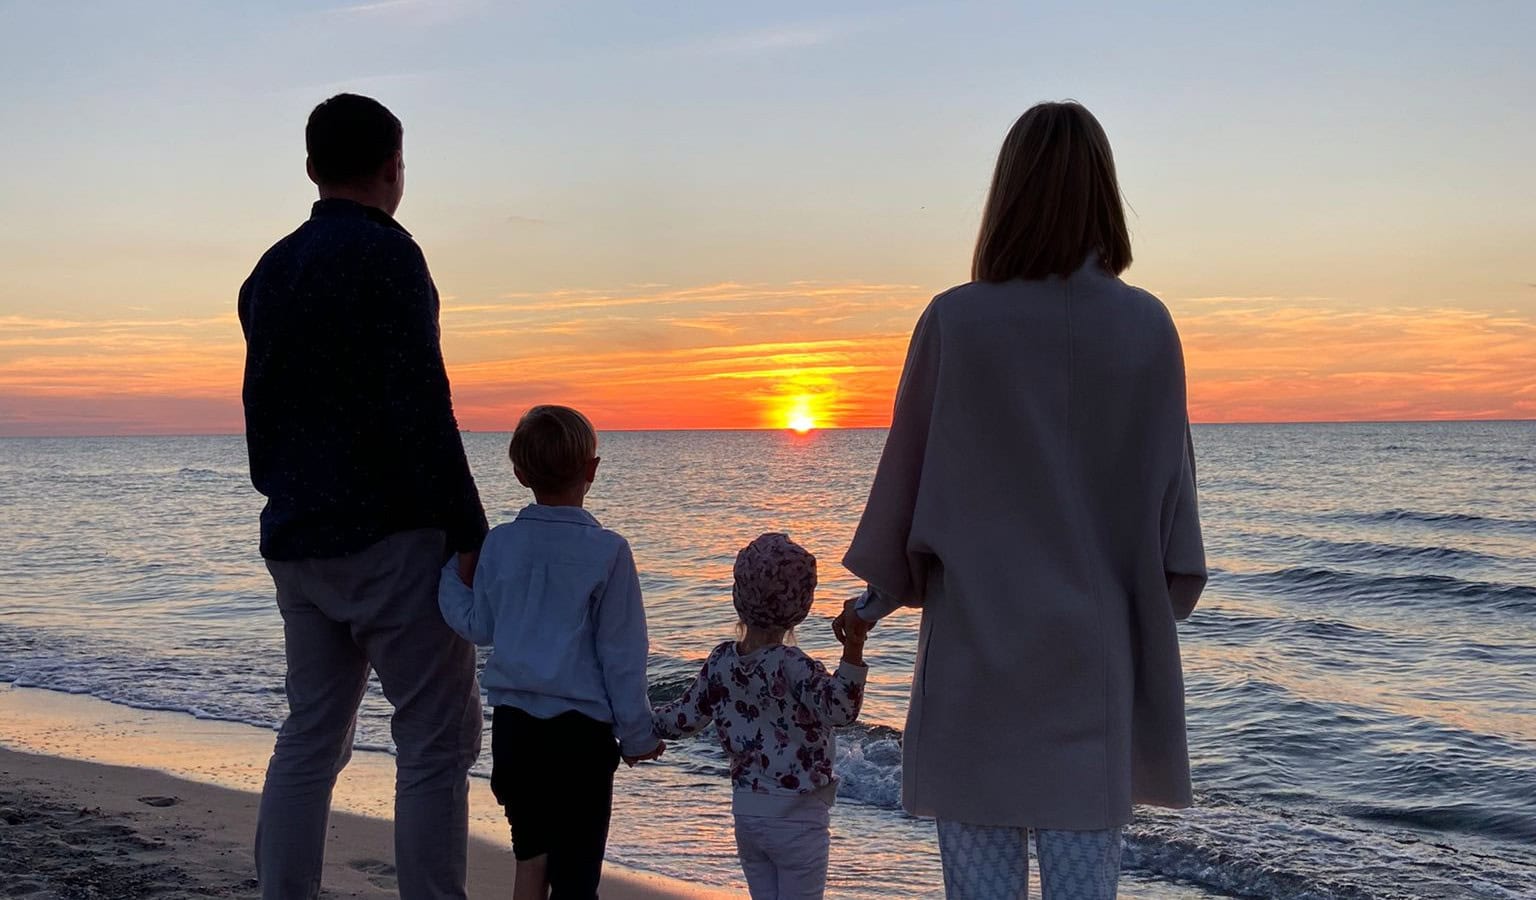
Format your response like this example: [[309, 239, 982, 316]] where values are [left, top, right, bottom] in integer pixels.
[[972, 101, 1132, 282]]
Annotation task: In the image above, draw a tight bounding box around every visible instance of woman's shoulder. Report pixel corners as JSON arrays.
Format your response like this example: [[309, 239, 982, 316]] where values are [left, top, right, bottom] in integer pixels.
[[1110, 279, 1182, 341], [925, 277, 1084, 315]]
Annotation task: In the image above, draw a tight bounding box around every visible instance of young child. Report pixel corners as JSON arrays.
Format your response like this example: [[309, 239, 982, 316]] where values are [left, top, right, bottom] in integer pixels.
[[439, 405, 663, 900], [652, 532, 866, 900]]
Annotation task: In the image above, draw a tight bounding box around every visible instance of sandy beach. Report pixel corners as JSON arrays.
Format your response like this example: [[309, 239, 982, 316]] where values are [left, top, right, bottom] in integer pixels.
[[0, 685, 729, 899]]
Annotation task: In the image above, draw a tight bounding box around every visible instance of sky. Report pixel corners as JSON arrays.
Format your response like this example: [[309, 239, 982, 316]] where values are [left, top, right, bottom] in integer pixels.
[[1, 0, 1533, 435]]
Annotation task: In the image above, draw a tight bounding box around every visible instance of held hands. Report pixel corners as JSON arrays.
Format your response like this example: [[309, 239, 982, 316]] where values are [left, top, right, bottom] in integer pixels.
[[456, 549, 480, 588], [623, 740, 666, 768], [832, 594, 872, 666], [831, 594, 873, 646]]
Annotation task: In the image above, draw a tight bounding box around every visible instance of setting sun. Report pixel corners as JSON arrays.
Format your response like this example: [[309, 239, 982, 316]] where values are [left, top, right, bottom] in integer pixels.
[[783, 395, 819, 433]]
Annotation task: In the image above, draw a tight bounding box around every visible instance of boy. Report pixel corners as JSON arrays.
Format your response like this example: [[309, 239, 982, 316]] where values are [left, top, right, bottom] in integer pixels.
[[440, 405, 664, 900]]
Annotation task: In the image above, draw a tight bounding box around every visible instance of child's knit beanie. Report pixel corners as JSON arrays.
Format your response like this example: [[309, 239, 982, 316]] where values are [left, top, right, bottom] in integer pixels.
[[732, 532, 817, 630]]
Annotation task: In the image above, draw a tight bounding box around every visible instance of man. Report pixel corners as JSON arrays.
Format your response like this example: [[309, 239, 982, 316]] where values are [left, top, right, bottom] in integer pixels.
[[239, 93, 487, 900]]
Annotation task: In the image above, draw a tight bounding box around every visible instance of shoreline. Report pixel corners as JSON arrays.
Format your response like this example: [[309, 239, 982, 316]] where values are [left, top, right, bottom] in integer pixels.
[[0, 685, 728, 899]]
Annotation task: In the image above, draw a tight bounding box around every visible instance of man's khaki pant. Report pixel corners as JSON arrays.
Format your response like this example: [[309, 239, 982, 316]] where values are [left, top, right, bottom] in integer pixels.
[[256, 528, 482, 900]]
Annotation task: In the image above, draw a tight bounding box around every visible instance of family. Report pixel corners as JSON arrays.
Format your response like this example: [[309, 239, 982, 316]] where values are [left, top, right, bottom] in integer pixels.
[[238, 94, 1206, 900]]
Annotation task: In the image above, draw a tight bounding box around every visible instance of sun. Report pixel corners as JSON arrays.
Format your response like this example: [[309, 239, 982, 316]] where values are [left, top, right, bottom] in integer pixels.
[[783, 394, 819, 433]]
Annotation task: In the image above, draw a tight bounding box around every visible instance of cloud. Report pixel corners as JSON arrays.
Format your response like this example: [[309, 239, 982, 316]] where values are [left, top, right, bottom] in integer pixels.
[[323, 0, 480, 20], [677, 14, 887, 58], [3, 288, 1534, 435], [1171, 298, 1536, 422], [697, 25, 846, 55]]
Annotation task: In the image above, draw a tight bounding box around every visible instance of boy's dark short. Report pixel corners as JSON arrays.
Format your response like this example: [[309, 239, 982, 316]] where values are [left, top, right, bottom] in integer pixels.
[[491, 706, 621, 869]]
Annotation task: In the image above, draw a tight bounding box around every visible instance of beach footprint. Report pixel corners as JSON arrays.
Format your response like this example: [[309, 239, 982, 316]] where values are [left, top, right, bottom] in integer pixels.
[[348, 858, 398, 890], [136, 796, 180, 808]]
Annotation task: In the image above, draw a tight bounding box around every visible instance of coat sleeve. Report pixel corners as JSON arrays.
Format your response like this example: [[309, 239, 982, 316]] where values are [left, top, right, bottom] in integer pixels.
[[1164, 425, 1207, 620], [842, 300, 942, 609]]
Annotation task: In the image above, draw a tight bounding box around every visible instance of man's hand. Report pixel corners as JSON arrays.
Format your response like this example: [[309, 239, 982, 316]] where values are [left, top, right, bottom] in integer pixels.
[[623, 741, 666, 767], [456, 549, 480, 588], [832, 594, 874, 646]]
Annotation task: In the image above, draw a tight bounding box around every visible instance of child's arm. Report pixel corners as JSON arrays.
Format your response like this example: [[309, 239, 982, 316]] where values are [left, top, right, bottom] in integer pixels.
[[595, 539, 663, 761], [651, 648, 723, 740], [796, 636, 868, 728], [438, 547, 497, 646]]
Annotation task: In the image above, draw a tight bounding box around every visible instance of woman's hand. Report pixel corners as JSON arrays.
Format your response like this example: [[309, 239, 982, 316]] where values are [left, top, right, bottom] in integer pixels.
[[832, 594, 873, 646]]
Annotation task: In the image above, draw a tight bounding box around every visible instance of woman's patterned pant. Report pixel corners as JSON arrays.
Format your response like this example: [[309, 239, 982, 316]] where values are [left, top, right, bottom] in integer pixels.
[[936, 820, 1123, 900]]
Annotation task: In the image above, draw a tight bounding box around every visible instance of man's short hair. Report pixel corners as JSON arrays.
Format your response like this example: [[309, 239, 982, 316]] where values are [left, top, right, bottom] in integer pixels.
[[305, 93, 403, 186], [509, 406, 598, 494]]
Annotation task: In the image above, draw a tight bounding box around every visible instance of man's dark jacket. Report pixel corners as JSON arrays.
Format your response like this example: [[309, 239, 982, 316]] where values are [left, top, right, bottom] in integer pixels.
[[239, 199, 487, 561]]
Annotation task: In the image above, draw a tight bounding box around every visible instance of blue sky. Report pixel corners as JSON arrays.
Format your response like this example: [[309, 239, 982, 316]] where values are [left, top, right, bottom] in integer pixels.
[[1, 1, 1533, 432]]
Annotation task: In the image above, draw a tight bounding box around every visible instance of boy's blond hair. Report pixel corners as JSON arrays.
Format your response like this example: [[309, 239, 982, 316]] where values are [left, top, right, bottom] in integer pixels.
[[508, 405, 597, 493]]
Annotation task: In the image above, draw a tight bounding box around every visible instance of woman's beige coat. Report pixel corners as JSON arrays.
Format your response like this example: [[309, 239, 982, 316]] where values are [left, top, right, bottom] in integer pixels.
[[844, 261, 1206, 829]]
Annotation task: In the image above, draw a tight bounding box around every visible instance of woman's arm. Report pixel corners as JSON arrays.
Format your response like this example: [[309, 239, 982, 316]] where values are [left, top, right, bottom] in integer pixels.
[[842, 300, 943, 605], [1164, 424, 1207, 620]]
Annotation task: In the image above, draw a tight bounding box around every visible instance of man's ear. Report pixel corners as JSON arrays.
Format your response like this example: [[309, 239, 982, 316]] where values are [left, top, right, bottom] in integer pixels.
[[382, 150, 403, 184], [306, 157, 320, 186], [512, 466, 530, 488], [585, 457, 601, 483]]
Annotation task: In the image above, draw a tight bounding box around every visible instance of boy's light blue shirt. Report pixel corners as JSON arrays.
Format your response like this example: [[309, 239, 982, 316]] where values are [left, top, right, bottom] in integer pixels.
[[438, 503, 659, 757]]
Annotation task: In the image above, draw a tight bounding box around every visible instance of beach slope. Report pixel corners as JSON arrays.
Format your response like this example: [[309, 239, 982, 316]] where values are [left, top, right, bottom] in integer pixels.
[[0, 686, 725, 898]]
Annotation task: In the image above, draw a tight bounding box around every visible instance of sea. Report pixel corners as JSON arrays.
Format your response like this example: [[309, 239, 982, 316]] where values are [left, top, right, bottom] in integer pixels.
[[2, 422, 1534, 899]]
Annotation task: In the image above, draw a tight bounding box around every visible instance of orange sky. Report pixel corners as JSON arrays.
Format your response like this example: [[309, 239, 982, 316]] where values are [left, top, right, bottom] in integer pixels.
[[1, 284, 1532, 436]]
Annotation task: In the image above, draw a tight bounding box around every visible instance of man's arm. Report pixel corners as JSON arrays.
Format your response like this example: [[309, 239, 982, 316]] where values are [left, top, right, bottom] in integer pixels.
[[371, 239, 488, 558]]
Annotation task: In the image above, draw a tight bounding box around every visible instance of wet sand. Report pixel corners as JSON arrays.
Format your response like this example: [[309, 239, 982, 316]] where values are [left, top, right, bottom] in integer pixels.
[[0, 686, 730, 898]]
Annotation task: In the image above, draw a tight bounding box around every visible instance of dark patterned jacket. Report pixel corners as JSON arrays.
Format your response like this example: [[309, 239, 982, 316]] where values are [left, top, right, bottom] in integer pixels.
[[239, 199, 486, 560]]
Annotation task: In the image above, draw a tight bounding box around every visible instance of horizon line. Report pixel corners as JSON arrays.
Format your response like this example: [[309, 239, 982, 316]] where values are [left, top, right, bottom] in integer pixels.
[[1, 416, 1532, 440]]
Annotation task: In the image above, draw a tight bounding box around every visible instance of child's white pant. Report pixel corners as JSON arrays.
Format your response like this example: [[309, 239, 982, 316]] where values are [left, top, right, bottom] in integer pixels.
[[734, 814, 830, 899]]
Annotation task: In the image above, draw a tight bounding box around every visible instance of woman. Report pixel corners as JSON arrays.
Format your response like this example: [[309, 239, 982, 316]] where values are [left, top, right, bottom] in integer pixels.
[[833, 101, 1206, 899]]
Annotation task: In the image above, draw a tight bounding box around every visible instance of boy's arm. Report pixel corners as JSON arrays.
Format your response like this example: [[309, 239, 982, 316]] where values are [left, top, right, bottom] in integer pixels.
[[652, 654, 719, 740], [795, 644, 867, 728], [594, 539, 662, 759], [438, 542, 497, 646]]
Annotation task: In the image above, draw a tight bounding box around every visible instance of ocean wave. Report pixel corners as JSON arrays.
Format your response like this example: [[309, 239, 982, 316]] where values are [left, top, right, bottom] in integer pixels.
[[1296, 537, 1497, 568], [1225, 566, 1536, 614], [1126, 798, 1536, 900], [1342, 508, 1536, 533]]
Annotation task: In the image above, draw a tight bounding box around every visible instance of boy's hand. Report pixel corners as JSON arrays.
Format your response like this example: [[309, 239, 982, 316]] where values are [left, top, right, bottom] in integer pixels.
[[623, 741, 666, 767]]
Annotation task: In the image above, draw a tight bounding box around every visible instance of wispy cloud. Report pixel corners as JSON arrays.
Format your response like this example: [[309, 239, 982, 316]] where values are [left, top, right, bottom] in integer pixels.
[[323, 0, 481, 21], [677, 15, 885, 58], [1172, 298, 1536, 422], [697, 24, 847, 55], [3, 288, 1534, 435]]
